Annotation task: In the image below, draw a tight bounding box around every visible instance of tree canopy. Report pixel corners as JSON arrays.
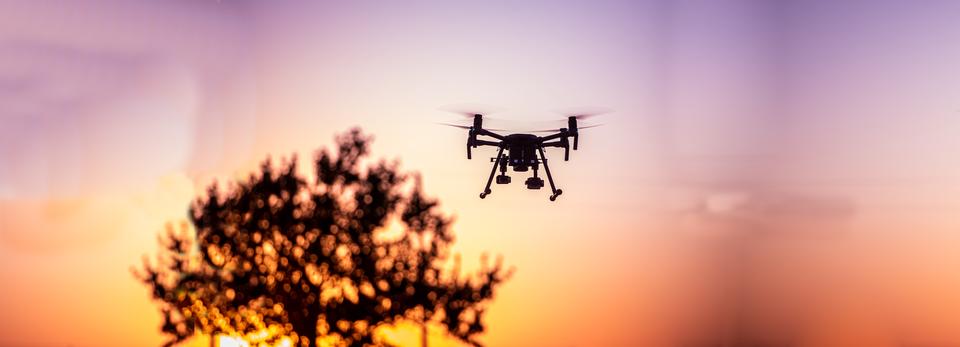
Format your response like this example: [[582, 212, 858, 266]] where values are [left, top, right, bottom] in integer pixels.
[[136, 129, 511, 347]]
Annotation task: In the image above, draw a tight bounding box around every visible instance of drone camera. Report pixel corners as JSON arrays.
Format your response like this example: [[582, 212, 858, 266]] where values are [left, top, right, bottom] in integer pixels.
[[525, 177, 544, 190], [496, 174, 511, 184]]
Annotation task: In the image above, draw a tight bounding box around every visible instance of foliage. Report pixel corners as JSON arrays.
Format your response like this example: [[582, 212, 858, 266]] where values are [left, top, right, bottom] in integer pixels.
[[136, 129, 511, 347]]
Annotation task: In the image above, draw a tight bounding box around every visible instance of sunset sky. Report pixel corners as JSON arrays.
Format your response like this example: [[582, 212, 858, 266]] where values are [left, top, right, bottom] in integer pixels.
[[2, 1, 960, 346]]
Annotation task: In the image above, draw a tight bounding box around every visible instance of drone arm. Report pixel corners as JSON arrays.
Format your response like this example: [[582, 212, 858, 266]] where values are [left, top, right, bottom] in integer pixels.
[[467, 138, 500, 160], [539, 131, 568, 142], [476, 129, 506, 141], [541, 140, 570, 161], [473, 139, 501, 147]]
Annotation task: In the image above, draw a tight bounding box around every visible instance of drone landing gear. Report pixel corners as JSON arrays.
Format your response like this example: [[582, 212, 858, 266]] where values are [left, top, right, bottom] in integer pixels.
[[478, 146, 563, 201], [537, 146, 563, 201], [480, 146, 506, 199]]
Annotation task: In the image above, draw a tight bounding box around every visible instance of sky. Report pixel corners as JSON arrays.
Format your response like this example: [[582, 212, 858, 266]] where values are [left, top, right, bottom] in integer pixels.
[[1, 0, 960, 346]]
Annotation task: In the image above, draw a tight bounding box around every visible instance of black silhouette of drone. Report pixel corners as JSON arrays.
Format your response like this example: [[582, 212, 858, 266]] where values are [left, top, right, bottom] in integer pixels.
[[442, 112, 601, 201]]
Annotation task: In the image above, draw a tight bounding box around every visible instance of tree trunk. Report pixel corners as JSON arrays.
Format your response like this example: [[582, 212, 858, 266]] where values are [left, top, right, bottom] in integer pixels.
[[288, 306, 318, 347], [297, 322, 318, 347], [421, 322, 428, 347]]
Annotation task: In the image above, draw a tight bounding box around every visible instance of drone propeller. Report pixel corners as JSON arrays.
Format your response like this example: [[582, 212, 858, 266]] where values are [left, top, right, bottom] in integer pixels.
[[438, 103, 505, 118], [436, 123, 510, 132], [437, 122, 471, 129], [529, 124, 604, 133], [554, 106, 614, 120], [556, 108, 610, 150]]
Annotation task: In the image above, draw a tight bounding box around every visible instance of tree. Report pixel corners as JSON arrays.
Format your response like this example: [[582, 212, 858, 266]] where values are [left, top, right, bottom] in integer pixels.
[[136, 129, 512, 347]]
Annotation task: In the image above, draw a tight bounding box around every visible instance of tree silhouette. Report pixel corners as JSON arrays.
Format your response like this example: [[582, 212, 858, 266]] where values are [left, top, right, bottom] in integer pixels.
[[136, 129, 511, 347]]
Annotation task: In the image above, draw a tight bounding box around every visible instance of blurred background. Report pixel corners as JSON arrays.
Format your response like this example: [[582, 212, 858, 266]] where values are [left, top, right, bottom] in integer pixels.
[[1, 0, 960, 346]]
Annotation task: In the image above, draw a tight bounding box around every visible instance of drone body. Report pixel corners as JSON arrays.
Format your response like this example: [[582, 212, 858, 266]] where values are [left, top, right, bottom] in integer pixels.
[[451, 113, 593, 201]]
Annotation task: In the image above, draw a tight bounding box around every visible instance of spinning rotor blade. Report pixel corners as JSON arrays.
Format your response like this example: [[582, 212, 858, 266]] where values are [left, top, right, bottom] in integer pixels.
[[529, 124, 604, 133], [437, 122, 471, 129], [554, 106, 614, 119], [436, 123, 509, 131], [438, 103, 505, 118]]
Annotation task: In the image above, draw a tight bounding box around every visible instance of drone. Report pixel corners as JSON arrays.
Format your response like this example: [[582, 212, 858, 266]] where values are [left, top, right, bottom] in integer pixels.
[[442, 112, 601, 201]]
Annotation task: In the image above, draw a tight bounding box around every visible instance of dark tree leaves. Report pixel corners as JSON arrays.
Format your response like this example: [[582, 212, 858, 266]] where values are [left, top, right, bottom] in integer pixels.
[[135, 128, 511, 347]]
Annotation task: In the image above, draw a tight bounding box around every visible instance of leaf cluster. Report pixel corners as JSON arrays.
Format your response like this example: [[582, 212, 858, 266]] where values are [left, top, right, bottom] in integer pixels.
[[136, 129, 511, 347]]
